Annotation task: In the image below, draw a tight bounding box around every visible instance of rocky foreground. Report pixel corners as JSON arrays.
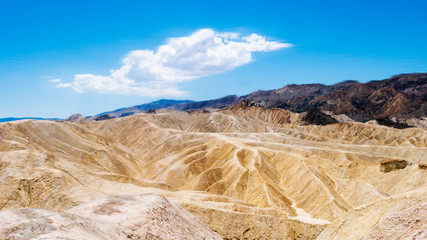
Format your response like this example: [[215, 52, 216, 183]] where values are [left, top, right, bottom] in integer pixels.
[[0, 194, 221, 239], [0, 105, 426, 239]]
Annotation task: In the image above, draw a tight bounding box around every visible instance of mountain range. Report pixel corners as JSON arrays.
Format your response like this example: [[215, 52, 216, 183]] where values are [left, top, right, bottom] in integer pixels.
[[1, 73, 425, 128], [90, 73, 427, 128]]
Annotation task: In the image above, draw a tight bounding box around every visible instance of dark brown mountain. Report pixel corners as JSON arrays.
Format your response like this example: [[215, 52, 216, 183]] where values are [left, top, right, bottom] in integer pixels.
[[239, 80, 358, 113], [367, 73, 427, 101], [309, 74, 427, 122], [91, 73, 426, 127], [239, 73, 426, 124]]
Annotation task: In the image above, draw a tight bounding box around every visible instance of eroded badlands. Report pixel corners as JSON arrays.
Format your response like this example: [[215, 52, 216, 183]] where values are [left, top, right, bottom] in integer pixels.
[[0, 106, 426, 239]]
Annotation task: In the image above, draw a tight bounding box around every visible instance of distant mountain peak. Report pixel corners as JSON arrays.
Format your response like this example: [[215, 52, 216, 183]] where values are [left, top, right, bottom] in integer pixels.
[[88, 73, 426, 128]]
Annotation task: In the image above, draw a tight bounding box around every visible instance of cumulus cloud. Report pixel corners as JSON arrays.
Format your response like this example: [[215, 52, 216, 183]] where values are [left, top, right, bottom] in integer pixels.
[[58, 29, 291, 96], [48, 78, 61, 83]]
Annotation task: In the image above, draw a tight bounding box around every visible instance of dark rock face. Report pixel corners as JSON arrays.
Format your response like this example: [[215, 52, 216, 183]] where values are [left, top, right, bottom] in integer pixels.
[[240, 81, 358, 113], [94, 114, 115, 121], [302, 109, 339, 126], [368, 73, 427, 101], [375, 118, 411, 129], [241, 73, 427, 127], [311, 81, 424, 122], [146, 109, 156, 114], [380, 159, 409, 173]]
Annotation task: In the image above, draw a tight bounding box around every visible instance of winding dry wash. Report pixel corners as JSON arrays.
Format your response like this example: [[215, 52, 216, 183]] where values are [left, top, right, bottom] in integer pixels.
[[1, 105, 426, 239]]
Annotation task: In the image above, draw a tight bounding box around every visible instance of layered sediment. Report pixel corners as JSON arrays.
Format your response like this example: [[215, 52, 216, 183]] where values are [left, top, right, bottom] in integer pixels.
[[0, 106, 425, 239]]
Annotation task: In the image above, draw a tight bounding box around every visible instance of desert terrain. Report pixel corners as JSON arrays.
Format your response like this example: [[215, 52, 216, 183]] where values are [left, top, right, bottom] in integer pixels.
[[0, 103, 426, 239]]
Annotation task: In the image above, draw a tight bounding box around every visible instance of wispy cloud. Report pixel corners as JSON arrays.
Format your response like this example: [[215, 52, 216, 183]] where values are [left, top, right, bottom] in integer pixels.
[[57, 29, 291, 96], [48, 78, 61, 83]]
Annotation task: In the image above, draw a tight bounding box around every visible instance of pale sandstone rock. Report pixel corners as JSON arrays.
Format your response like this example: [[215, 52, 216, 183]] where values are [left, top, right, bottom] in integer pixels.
[[0, 194, 221, 240], [321, 110, 355, 123], [361, 202, 427, 240], [0, 108, 426, 239], [407, 117, 427, 129], [65, 113, 85, 122], [316, 187, 427, 240]]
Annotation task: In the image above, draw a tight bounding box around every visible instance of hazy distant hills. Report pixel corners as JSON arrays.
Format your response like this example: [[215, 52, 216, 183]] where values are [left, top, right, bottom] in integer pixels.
[[0, 117, 61, 123], [3, 73, 424, 126], [93, 73, 426, 127], [91, 99, 194, 119], [167, 95, 239, 111], [94, 95, 238, 119]]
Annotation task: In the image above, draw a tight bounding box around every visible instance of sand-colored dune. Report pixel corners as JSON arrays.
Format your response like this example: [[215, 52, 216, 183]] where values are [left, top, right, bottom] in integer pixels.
[[0, 106, 426, 239]]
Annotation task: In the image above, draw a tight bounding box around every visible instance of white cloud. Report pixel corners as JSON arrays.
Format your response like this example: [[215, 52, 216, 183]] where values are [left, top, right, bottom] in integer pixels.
[[48, 78, 61, 83], [56, 83, 72, 88], [58, 29, 291, 97]]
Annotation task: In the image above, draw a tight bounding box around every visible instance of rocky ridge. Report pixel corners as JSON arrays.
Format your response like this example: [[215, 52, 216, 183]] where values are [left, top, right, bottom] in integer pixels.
[[85, 73, 427, 129]]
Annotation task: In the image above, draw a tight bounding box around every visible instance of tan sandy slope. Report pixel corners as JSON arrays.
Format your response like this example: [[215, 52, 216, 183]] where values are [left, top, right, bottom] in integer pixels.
[[0, 105, 426, 239], [0, 193, 222, 240]]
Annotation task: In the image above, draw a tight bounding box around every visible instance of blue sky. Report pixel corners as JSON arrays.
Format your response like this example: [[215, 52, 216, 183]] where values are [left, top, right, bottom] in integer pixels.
[[1, 0, 426, 118]]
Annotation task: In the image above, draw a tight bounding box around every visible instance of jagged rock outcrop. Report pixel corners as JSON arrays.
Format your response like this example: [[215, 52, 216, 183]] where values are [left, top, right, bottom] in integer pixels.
[[240, 81, 358, 113], [311, 83, 423, 122], [302, 109, 339, 125], [368, 73, 427, 101], [241, 73, 427, 126]]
